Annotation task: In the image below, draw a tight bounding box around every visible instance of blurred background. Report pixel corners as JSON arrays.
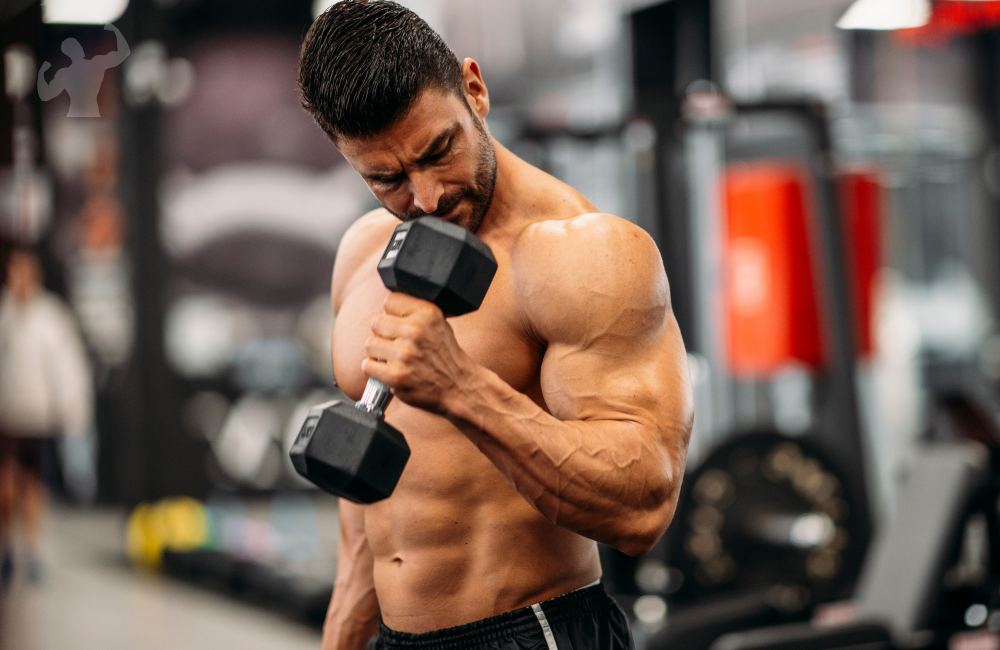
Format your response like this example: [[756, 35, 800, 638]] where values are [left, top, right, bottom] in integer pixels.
[[4, 0, 1000, 648]]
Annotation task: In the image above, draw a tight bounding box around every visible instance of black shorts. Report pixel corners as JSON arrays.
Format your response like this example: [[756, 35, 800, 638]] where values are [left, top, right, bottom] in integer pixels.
[[368, 583, 634, 650], [0, 432, 44, 474]]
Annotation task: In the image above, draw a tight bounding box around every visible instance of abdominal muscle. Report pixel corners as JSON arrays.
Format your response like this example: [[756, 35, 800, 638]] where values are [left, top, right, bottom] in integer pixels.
[[363, 403, 602, 634]]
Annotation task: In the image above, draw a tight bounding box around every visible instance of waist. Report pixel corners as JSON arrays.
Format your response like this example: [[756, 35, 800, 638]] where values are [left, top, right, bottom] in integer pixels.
[[377, 583, 613, 650]]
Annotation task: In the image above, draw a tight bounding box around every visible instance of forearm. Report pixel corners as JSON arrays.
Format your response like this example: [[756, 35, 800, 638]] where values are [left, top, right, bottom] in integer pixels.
[[322, 503, 380, 650], [322, 584, 379, 650], [443, 366, 681, 555], [37, 75, 55, 101], [111, 25, 130, 56]]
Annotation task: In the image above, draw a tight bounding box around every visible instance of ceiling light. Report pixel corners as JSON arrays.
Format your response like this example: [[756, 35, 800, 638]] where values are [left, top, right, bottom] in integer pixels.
[[313, 0, 337, 19], [836, 0, 931, 30], [43, 0, 129, 24]]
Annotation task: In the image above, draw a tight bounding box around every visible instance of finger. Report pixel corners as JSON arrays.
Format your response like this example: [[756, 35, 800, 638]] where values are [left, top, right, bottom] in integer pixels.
[[361, 357, 395, 386], [383, 291, 433, 317], [370, 313, 411, 340], [364, 334, 408, 363]]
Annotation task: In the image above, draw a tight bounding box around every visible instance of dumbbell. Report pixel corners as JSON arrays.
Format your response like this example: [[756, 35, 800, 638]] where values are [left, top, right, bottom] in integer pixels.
[[289, 216, 498, 503]]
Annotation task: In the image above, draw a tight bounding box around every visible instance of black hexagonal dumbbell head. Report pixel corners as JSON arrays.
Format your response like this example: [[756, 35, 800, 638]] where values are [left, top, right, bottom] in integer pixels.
[[377, 216, 497, 317], [289, 399, 410, 504]]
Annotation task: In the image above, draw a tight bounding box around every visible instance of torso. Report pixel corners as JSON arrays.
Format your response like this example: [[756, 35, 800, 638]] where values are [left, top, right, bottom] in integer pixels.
[[332, 190, 604, 631], [0, 293, 71, 435]]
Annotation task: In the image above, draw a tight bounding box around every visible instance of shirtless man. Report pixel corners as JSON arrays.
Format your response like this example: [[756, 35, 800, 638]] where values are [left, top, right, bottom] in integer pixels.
[[298, 2, 693, 648]]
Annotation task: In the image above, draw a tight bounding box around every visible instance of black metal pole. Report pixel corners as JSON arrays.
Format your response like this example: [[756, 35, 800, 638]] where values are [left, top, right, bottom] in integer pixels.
[[114, 0, 209, 503]]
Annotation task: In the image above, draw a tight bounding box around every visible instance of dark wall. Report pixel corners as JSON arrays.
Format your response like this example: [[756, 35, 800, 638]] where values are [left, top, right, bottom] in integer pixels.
[[630, 0, 712, 351]]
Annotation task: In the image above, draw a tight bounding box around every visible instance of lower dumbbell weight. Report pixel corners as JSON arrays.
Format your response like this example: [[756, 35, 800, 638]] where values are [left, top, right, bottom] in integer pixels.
[[289, 378, 408, 504]]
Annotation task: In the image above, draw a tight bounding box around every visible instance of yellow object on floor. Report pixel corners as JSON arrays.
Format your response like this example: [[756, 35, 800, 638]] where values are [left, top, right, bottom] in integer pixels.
[[126, 497, 211, 570]]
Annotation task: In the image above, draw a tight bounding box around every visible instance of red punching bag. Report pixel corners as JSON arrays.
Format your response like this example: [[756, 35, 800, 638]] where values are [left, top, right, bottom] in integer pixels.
[[723, 162, 825, 377]]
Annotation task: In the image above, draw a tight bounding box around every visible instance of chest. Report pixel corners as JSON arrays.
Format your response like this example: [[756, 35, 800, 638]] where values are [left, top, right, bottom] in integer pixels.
[[331, 254, 542, 404]]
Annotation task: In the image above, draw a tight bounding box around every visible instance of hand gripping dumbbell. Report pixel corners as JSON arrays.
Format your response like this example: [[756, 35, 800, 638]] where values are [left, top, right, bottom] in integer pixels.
[[289, 216, 498, 503]]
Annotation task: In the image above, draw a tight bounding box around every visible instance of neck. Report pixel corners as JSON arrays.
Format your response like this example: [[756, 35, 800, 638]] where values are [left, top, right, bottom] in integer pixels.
[[10, 287, 37, 305], [477, 137, 597, 240], [477, 139, 543, 237]]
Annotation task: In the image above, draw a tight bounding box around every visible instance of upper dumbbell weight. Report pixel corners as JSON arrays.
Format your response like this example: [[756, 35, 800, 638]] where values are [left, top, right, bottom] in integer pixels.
[[289, 217, 498, 503]]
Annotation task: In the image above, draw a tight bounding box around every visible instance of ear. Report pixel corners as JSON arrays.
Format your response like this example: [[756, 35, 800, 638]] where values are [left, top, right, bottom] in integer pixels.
[[461, 59, 490, 120]]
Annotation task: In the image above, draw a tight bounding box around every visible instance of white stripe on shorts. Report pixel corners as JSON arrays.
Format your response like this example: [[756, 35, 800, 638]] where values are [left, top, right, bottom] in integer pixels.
[[531, 603, 559, 650]]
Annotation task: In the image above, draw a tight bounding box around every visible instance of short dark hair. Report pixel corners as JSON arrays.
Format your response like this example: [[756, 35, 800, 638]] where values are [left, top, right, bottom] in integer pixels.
[[299, 0, 463, 141]]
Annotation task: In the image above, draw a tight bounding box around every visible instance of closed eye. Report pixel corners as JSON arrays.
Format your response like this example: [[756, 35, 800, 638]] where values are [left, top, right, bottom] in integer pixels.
[[421, 140, 452, 165], [368, 174, 404, 188], [416, 130, 454, 166]]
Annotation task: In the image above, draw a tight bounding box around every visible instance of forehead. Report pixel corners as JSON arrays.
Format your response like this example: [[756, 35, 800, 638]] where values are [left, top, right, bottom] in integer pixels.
[[337, 89, 468, 169]]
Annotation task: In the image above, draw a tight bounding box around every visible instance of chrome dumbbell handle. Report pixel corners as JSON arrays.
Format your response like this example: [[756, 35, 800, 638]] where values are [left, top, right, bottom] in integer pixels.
[[357, 378, 393, 416]]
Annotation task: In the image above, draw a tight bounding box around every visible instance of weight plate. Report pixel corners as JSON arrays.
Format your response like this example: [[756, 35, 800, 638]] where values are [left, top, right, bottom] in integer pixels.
[[667, 432, 866, 605]]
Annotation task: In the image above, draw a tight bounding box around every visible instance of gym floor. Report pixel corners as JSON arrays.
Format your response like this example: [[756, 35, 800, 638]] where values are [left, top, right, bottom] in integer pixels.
[[0, 507, 323, 650]]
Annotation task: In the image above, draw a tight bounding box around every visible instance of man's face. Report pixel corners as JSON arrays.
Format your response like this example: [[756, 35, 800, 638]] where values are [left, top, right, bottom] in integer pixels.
[[337, 88, 497, 233]]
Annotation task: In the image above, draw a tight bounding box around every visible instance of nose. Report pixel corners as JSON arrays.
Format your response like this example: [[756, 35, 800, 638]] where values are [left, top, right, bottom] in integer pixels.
[[409, 171, 444, 215]]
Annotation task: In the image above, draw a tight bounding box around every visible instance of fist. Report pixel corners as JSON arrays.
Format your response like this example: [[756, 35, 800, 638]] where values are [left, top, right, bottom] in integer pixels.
[[362, 292, 474, 414]]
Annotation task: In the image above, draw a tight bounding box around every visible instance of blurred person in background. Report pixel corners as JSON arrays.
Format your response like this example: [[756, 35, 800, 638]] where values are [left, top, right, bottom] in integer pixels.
[[0, 247, 93, 588]]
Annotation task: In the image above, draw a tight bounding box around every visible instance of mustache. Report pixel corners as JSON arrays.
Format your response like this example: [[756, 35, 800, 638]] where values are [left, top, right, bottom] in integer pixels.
[[400, 188, 469, 222]]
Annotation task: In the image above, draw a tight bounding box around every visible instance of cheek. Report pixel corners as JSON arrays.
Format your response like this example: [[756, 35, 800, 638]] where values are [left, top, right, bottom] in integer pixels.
[[370, 186, 409, 210], [439, 156, 477, 190]]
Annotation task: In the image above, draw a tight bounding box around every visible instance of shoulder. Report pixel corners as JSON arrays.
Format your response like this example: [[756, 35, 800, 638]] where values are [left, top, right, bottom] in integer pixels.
[[513, 213, 656, 253], [336, 208, 399, 261], [509, 214, 669, 344], [33, 292, 78, 330], [331, 208, 399, 313], [510, 213, 665, 287], [12, 293, 79, 345]]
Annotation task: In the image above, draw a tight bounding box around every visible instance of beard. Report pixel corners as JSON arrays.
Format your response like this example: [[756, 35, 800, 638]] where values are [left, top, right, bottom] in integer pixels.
[[390, 114, 498, 234]]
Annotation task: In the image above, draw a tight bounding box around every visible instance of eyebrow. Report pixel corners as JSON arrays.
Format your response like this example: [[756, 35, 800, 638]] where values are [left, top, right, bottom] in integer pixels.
[[360, 125, 455, 183], [414, 125, 454, 164], [363, 169, 403, 183]]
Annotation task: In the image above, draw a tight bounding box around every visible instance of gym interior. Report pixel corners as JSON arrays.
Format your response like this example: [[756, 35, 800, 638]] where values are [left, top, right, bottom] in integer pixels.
[[2, 0, 1000, 648]]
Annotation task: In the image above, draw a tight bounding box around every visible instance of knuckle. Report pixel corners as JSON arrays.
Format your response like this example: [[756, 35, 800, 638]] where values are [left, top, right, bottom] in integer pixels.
[[404, 323, 423, 342], [400, 342, 419, 363], [387, 367, 407, 386]]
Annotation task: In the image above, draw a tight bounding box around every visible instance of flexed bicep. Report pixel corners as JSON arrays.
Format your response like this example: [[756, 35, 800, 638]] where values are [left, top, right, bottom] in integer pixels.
[[518, 213, 690, 432], [37, 64, 65, 101], [439, 212, 693, 554], [97, 23, 130, 69]]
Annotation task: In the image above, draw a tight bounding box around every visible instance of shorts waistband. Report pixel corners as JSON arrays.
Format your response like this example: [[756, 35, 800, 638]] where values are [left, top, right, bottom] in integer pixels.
[[377, 583, 614, 650]]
